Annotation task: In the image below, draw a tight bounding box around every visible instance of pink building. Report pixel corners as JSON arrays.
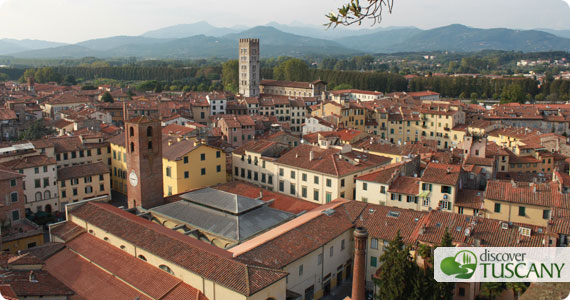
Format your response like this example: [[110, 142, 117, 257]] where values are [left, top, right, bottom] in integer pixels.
[[216, 115, 256, 147]]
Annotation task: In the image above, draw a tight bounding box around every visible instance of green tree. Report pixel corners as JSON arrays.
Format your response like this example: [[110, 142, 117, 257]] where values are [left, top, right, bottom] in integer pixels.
[[101, 91, 114, 103], [19, 120, 56, 140], [433, 228, 454, 300], [333, 83, 353, 90], [480, 282, 506, 300], [63, 74, 77, 85], [375, 231, 417, 300], [221, 59, 239, 92], [506, 282, 527, 300], [273, 58, 309, 82]]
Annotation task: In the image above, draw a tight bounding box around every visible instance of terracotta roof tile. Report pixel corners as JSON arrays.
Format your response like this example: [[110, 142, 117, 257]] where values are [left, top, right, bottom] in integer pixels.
[[421, 163, 462, 186], [57, 162, 109, 181]]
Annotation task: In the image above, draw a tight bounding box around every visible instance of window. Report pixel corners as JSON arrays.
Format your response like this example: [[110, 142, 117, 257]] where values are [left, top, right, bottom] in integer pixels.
[[423, 197, 430, 206], [370, 256, 377, 267], [10, 192, 18, 202], [261, 173, 266, 183], [71, 151, 77, 159], [441, 185, 452, 194], [79, 150, 84, 157], [84, 176, 92, 183], [458, 207, 464, 214], [99, 174, 104, 181], [340, 179, 345, 187], [147, 126, 153, 137], [518, 206, 526, 217], [363, 182, 367, 191], [459, 288, 466, 297], [302, 173, 307, 181], [100, 184, 104, 191], [201, 168, 206, 175], [330, 246, 334, 257], [301, 186, 307, 198], [380, 186, 386, 194], [159, 265, 174, 275], [317, 254, 323, 265], [441, 201, 451, 210], [10, 179, 16, 187], [34, 167, 39, 174], [85, 186, 93, 194], [201, 153, 206, 161], [44, 190, 50, 200], [290, 171, 295, 179], [234, 167, 239, 176], [12, 210, 19, 221], [166, 167, 172, 177], [183, 156, 188, 164], [130, 142, 135, 152], [314, 176, 319, 184], [422, 183, 432, 191], [62, 191, 66, 198], [43, 178, 49, 187], [87, 150, 92, 157], [494, 203, 501, 213], [279, 181, 284, 192], [326, 178, 332, 187], [314, 189, 319, 201], [290, 184, 296, 195], [184, 171, 189, 178], [138, 255, 147, 261], [326, 192, 332, 203], [73, 188, 78, 196], [268, 175, 273, 185], [217, 165, 221, 173], [341, 239, 345, 250], [543, 209, 551, 220], [43, 166, 48, 172], [279, 168, 284, 176], [71, 178, 79, 185], [371, 238, 379, 249], [299, 265, 303, 276]]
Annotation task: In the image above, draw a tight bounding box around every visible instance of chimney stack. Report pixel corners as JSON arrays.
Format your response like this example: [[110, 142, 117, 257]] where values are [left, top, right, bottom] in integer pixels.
[[352, 227, 368, 300], [309, 150, 314, 161]]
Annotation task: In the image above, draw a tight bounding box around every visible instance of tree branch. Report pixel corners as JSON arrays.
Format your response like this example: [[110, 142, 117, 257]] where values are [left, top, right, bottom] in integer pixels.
[[325, 0, 394, 28]]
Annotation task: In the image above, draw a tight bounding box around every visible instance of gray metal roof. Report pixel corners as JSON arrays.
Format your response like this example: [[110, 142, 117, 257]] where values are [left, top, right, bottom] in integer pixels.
[[179, 188, 265, 214], [151, 199, 293, 242]]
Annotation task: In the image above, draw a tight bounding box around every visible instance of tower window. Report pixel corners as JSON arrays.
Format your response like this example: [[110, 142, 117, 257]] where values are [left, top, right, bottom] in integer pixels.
[[147, 126, 153, 137], [148, 141, 153, 150], [130, 142, 135, 153], [129, 127, 134, 137]]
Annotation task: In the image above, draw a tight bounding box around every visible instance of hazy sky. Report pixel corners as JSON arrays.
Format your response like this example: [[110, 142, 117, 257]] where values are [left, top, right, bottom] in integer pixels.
[[0, 0, 569, 43]]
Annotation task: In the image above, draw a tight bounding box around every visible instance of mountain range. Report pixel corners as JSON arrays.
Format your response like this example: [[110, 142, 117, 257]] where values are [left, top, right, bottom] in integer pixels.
[[1, 22, 570, 59]]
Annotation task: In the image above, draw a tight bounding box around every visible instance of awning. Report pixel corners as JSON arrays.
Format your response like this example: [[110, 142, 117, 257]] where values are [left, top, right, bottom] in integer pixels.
[[417, 191, 431, 198]]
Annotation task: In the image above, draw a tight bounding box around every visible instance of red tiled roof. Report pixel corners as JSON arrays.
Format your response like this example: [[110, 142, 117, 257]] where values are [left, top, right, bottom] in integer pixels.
[[421, 163, 461, 185], [67, 202, 286, 296], [455, 189, 485, 209], [356, 162, 405, 184], [1, 155, 56, 170], [57, 162, 109, 181], [485, 180, 563, 207], [388, 176, 419, 195]]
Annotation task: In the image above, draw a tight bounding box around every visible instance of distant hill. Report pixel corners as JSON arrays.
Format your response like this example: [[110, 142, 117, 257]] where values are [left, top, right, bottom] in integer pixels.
[[0, 39, 67, 55], [337, 27, 423, 53], [222, 26, 359, 56], [77, 36, 169, 51], [381, 24, 570, 53], [538, 28, 570, 39], [142, 21, 238, 38], [5, 24, 570, 59]]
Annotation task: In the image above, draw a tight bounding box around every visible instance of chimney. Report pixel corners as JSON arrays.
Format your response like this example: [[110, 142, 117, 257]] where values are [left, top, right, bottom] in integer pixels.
[[309, 150, 314, 161], [352, 227, 368, 300]]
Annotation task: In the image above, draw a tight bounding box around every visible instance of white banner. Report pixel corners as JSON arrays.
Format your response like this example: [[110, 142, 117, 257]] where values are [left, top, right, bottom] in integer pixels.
[[434, 247, 570, 282]]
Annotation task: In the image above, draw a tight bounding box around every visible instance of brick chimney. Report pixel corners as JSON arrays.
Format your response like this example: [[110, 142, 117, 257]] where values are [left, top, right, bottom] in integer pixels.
[[352, 227, 368, 300]]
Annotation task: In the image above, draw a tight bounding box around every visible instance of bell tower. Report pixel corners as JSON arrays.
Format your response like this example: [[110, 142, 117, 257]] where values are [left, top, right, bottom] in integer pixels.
[[125, 116, 164, 209], [238, 38, 260, 97]]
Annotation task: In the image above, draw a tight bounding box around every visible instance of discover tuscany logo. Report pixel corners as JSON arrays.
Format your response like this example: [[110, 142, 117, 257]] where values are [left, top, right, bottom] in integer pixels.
[[434, 247, 570, 282]]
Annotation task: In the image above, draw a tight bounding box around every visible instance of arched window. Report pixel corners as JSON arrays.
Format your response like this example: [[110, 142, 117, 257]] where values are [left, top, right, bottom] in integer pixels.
[[147, 126, 153, 137], [45, 204, 52, 214], [130, 142, 135, 153], [138, 255, 147, 261], [44, 190, 51, 200], [159, 264, 174, 275], [148, 141, 153, 151], [35, 192, 42, 201], [129, 127, 134, 137]]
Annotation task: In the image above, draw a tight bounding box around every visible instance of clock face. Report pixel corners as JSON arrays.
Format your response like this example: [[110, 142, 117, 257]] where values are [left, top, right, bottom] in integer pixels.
[[129, 170, 138, 187]]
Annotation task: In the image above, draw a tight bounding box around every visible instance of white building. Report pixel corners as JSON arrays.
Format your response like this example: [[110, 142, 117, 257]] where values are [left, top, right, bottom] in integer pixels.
[[206, 95, 227, 116]]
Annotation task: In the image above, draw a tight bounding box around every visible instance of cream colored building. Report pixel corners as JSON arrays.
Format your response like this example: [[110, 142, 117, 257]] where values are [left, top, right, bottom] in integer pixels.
[[57, 162, 111, 207]]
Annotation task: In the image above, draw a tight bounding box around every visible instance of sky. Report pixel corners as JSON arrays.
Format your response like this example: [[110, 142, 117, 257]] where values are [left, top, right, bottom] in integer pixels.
[[0, 0, 569, 43]]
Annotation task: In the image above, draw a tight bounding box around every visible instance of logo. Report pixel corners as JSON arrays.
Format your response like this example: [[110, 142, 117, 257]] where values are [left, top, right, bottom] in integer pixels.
[[440, 250, 477, 279], [434, 247, 570, 282]]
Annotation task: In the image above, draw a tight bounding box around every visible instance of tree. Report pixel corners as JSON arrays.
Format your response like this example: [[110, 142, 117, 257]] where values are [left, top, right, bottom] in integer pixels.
[[333, 83, 353, 90], [480, 282, 506, 300], [63, 75, 77, 85], [101, 91, 114, 103], [375, 231, 417, 300], [506, 282, 527, 300], [19, 120, 56, 140], [221, 59, 239, 92], [433, 228, 454, 300], [326, 0, 394, 27], [273, 58, 310, 82]]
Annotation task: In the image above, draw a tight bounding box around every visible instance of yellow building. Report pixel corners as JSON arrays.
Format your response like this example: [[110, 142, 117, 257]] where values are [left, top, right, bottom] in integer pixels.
[[483, 180, 556, 227], [109, 134, 128, 194], [162, 138, 226, 196], [312, 101, 366, 132], [57, 162, 111, 206], [1, 219, 44, 253]]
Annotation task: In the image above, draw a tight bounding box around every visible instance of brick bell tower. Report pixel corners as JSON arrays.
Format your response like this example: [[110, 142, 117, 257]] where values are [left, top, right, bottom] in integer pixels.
[[125, 116, 164, 209]]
